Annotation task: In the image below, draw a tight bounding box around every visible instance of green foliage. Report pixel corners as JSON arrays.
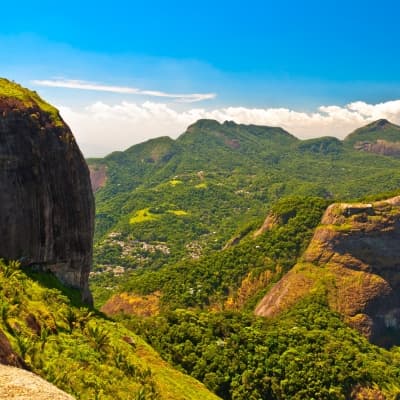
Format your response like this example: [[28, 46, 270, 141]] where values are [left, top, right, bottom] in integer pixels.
[[345, 119, 400, 145], [118, 196, 328, 310], [296, 136, 343, 155], [0, 260, 219, 400], [90, 119, 400, 294], [130, 208, 160, 224], [124, 298, 400, 400], [0, 78, 63, 126]]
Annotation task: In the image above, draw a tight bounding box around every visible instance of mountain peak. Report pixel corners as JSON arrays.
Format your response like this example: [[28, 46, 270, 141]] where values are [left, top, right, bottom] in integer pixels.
[[365, 118, 396, 130], [345, 119, 400, 145], [374, 118, 391, 126], [187, 119, 221, 131]]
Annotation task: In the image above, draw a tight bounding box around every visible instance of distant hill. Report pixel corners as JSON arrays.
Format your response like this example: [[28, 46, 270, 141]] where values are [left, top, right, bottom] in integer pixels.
[[88, 119, 400, 399], [345, 119, 400, 157], [88, 118, 400, 305]]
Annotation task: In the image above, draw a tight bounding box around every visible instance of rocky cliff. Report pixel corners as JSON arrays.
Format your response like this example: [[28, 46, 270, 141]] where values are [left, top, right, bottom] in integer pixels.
[[0, 78, 94, 303], [89, 163, 107, 192], [255, 195, 400, 346]]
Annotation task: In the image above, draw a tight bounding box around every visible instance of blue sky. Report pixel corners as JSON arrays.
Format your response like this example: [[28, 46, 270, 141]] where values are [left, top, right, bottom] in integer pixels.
[[1, 0, 400, 155]]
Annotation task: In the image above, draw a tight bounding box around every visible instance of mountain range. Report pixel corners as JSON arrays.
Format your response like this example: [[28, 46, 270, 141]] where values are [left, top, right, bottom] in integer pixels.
[[88, 117, 400, 305], [88, 116, 400, 398], [2, 77, 400, 399]]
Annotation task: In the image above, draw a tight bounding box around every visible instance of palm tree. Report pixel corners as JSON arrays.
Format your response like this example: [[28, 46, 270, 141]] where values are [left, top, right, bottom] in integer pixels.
[[85, 324, 110, 353]]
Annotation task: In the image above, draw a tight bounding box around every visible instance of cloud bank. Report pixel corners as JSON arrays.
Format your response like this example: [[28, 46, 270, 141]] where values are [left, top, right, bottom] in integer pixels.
[[58, 99, 400, 157], [32, 79, 216, 103]]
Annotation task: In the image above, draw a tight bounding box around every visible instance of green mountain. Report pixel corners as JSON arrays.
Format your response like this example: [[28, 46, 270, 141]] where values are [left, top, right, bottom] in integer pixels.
[[104, 194, 400, 400], [89, 119, 400, 305], [345, 119, 400, 144], [88, 119, 400, 399], [345, 119, 400, 157]]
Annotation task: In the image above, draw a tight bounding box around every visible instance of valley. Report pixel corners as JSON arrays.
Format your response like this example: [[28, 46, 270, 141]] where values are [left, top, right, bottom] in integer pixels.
[[1, 78, 400, 399]]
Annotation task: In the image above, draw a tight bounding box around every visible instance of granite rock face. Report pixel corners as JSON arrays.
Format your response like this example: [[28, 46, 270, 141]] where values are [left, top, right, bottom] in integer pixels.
[[0, 79, 94, 304], [0, 364, 74, 400], [255, 196, 400, 346]]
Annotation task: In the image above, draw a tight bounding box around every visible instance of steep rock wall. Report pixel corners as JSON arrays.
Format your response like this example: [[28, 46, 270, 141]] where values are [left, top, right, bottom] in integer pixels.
[[0, 80, 94, 303]]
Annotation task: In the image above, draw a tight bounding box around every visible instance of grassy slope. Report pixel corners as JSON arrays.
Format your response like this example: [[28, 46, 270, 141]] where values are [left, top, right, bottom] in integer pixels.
[[0, 260, 219, 400], [0, 78, 63, 126]]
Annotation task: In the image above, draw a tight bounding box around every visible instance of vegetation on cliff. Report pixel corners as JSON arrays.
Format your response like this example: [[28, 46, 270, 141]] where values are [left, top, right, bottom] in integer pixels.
[[0, 78, 62, 126], [0, 78, 94, 303], [255, 195, 400, 347], [0, 260, 219, 400]]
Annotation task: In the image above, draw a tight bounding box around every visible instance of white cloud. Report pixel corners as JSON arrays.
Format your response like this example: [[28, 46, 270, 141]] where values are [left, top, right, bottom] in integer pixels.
[[57, 99, 400, 157], [32, 79, 216, 103]]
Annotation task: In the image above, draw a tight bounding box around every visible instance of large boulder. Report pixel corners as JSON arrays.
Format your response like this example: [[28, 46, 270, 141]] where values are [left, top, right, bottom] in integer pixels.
[[0, 78, 94, 304]]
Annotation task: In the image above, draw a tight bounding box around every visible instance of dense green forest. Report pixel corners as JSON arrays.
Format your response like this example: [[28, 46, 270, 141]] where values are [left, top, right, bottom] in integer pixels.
[[101, 191, 400, 398], [124, 299, 400, 400], [111, 196, 329, 310]]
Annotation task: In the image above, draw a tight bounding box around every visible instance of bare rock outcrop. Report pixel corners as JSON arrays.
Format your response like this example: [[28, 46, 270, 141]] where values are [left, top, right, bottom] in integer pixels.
[[0, 364, 74, 399], [89, 163, 107, 192], [253, 213, 280, 237], [0, 78, 94, 304], [255, 195, 400, 346], [354, 139, 400, 156]]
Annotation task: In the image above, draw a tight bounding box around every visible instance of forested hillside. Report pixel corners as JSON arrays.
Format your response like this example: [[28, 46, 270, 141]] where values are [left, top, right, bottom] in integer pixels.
[[88, 120, 400, 399], [0, 260, 219, 400], [89, 119, 400, 306]]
